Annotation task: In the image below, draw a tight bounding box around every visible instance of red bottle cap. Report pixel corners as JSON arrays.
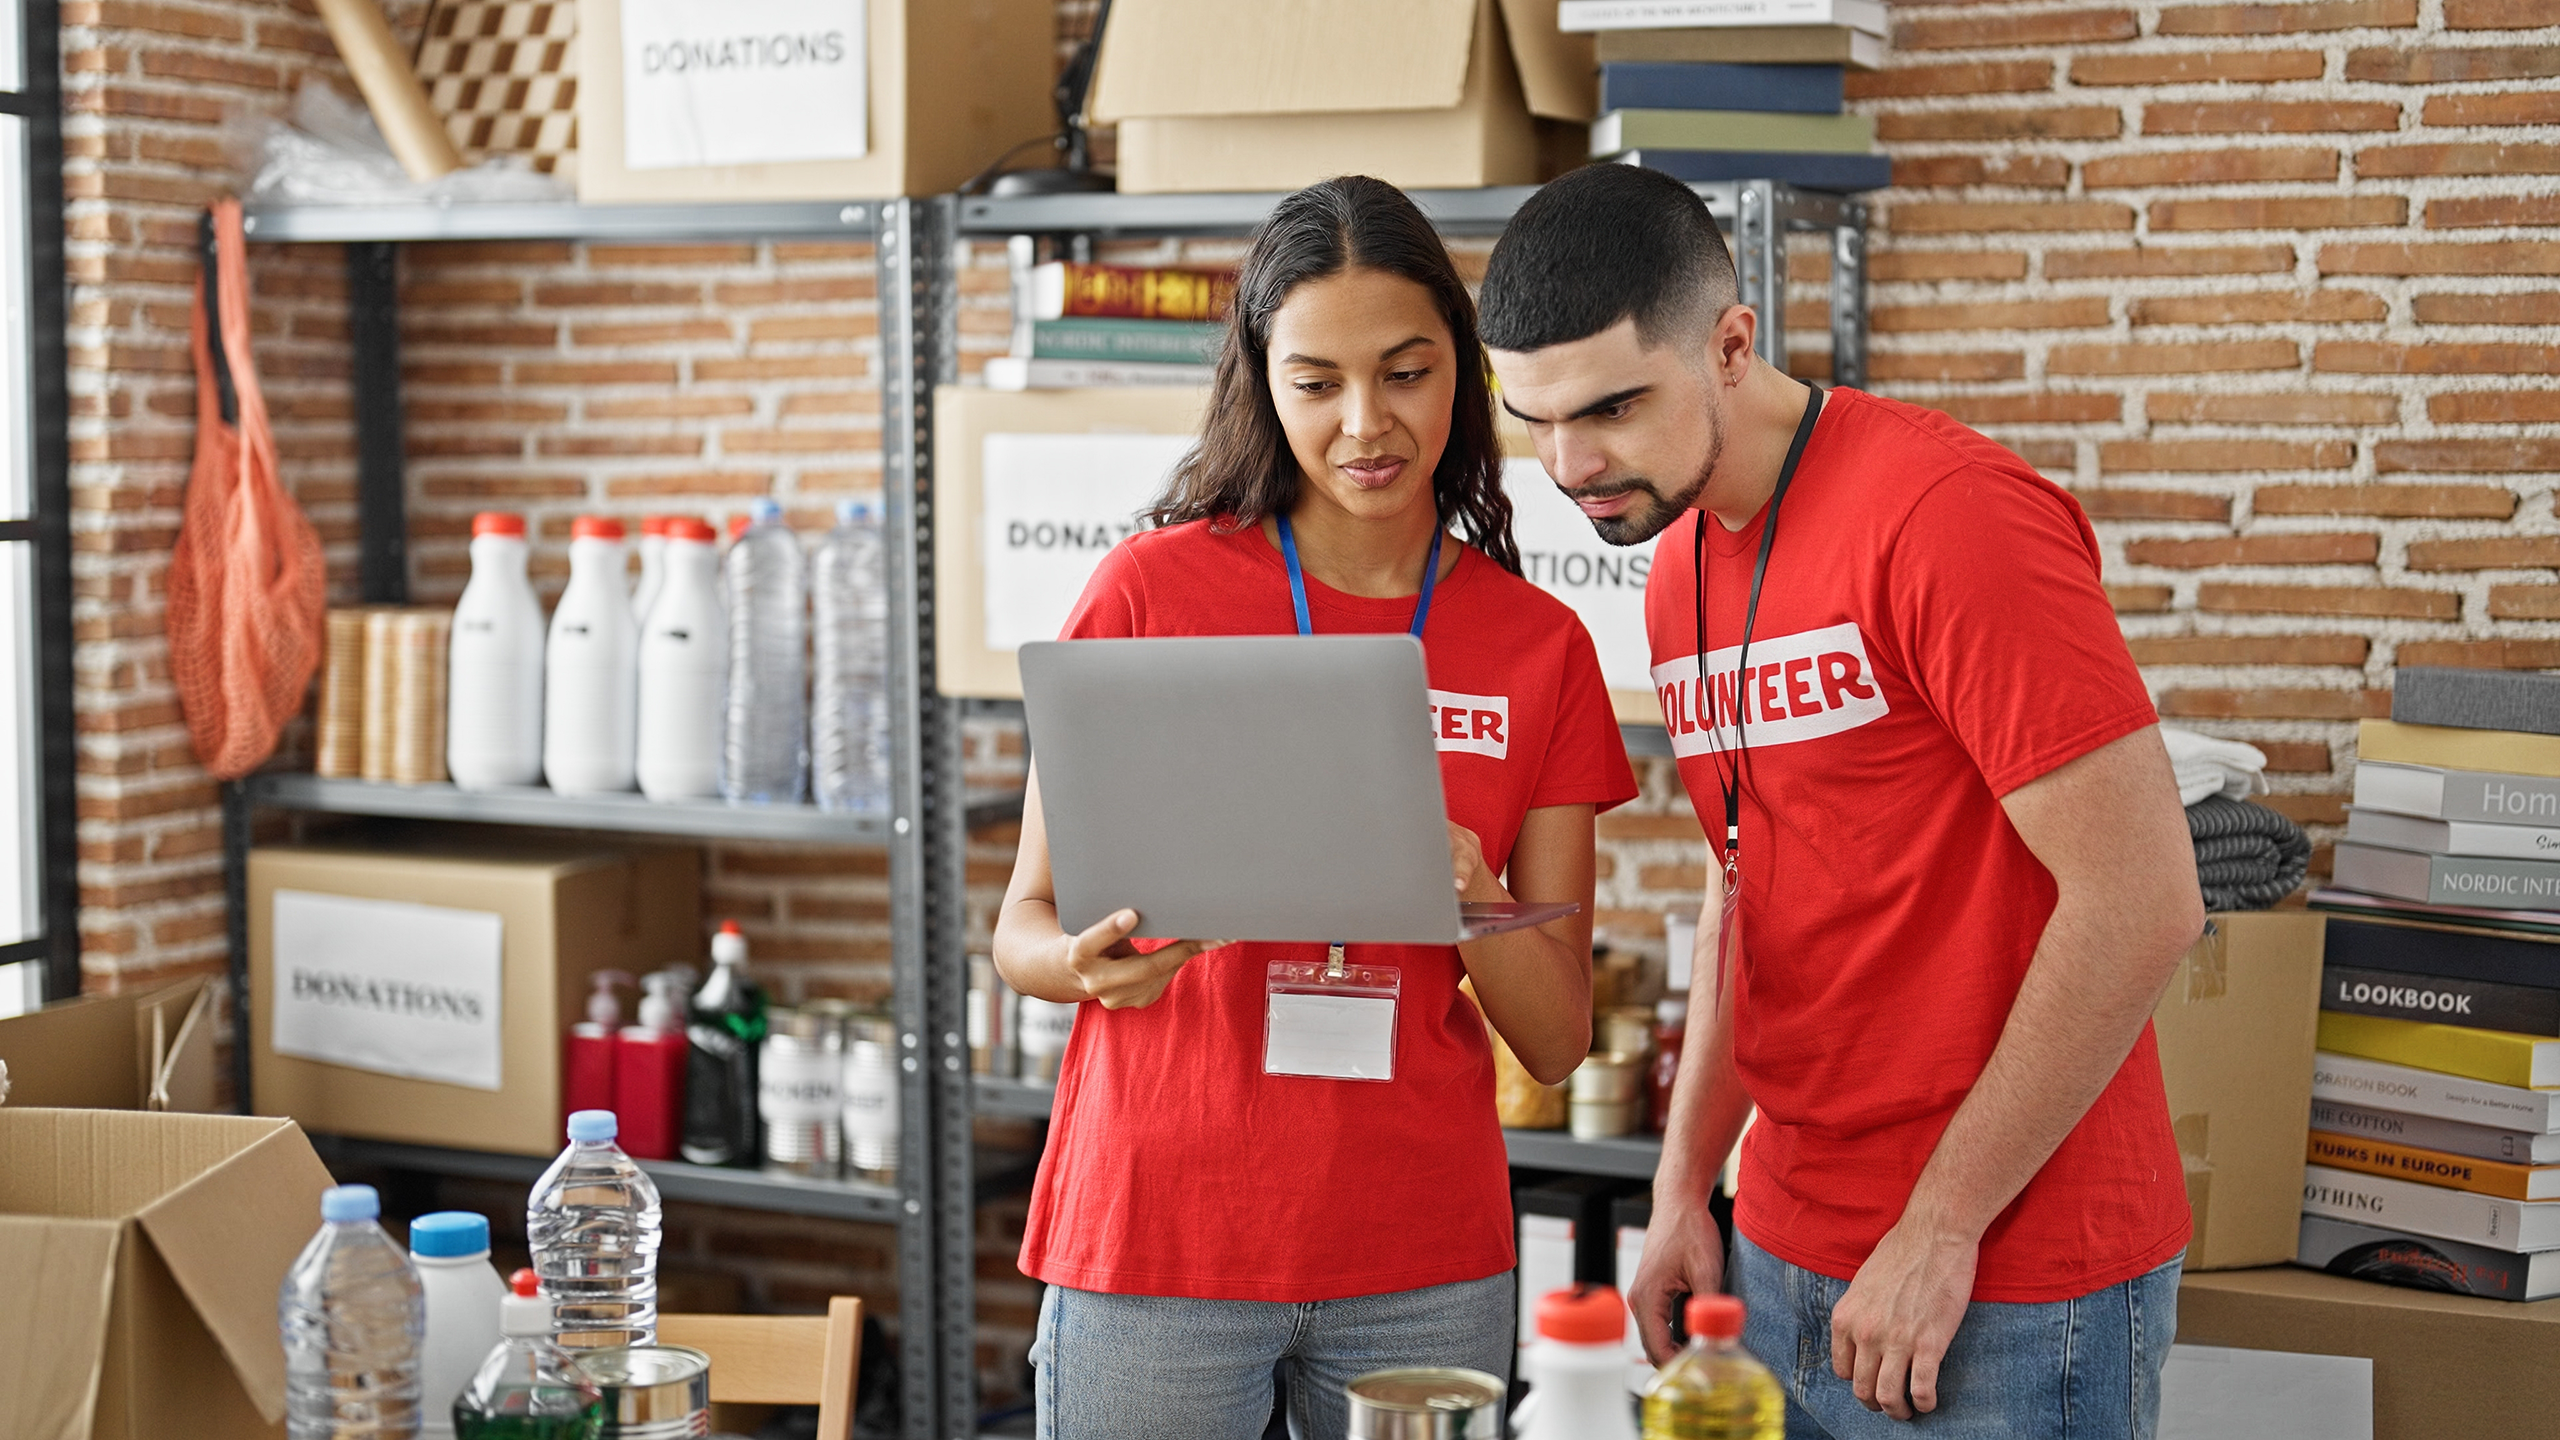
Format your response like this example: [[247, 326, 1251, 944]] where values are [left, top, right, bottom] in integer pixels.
[[472, 511, 526, 538], [572, 516, 626, 542], [719, 919, 743, 936], [726, 514, 751, 539], [1686, 1293, 1745, 1341], [640, 515, 671, 536], [665, 517, 716, 543], [510, 1268, 540, 1298], [1536, 1284, 1626, 1344]]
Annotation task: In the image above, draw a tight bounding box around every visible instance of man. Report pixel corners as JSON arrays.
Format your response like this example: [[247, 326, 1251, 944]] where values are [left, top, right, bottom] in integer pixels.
[[1479, 163, 2204, 1439]]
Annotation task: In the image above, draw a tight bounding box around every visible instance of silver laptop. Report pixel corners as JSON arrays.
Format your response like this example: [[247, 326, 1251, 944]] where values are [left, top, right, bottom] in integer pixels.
[[1018, 634, 1579, 944]]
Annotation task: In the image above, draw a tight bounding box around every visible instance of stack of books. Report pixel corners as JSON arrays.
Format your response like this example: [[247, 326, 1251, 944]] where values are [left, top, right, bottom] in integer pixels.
[[2299, 667, 2560, 1300], [988, 237, 1229, 392], [1558, 0, 1890, 194]]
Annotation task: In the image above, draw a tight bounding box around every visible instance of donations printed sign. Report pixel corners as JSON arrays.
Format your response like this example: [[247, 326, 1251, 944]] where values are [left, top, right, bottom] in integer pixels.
[[1502, 458, 1658, 694], [980, 431, 1193, 651], [270, 889, 505, 1090], [620, 0, 867, 170]]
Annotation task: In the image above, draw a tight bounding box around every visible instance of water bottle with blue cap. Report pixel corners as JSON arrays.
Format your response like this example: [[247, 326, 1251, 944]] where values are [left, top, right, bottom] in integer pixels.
[[280, 1184, 426, 1439], [411, 1211, 506, 1439], [528, 1111, 664, 1350]]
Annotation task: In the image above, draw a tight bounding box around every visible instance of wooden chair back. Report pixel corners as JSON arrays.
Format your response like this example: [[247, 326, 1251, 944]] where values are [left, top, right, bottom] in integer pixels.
[[659, 1296, 863, 1440]]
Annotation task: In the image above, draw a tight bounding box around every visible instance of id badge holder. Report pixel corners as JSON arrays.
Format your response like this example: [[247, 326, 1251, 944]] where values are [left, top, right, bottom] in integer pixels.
[[1264, 945, 1401, 1082]]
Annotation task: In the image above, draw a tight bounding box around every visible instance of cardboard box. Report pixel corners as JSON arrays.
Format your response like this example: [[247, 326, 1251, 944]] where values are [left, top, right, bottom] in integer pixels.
[[2178, 1265, 2560, 1439], [248, 841, 700, 1156], [933, 384, 1212, 699], [576, 0, 1052, 202], [2152, 911, 2328, 1270], [0, 973, 219, 1113], [0, 1108, 337, 1440], [1090, 0, 1595, 194]]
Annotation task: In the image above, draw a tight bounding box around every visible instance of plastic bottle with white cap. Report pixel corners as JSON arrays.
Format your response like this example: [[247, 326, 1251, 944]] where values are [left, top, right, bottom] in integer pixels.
[[544, 516, 639, 795], [410, 1212, 507, 1440], [446, 511, 545, 790]]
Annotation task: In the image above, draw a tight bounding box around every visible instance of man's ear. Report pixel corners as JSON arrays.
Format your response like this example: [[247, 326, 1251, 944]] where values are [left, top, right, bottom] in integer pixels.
[[1710, 304, 1758, 386]]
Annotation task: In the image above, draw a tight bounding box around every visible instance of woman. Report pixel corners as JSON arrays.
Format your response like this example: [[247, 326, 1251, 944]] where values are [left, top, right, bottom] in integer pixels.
[[997, 176, 1638, 1439]]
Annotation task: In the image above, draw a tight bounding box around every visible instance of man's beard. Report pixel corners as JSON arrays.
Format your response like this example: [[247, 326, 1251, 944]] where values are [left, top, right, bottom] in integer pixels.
[[1576, 409, 1724, 547]]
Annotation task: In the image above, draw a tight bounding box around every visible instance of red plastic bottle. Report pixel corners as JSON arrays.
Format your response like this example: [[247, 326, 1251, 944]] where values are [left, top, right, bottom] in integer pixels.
[[562, 972, 627, 1130], [613, 971, 690, 1160], [1649, 997, 1687, 1134]]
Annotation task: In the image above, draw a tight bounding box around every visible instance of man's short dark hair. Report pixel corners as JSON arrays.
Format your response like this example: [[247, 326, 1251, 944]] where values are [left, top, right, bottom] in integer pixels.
[[1479, 164, 1740, 354]]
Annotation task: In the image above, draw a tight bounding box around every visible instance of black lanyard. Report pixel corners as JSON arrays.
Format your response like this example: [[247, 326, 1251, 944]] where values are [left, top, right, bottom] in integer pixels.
[[1696, 385, 1825, 860]]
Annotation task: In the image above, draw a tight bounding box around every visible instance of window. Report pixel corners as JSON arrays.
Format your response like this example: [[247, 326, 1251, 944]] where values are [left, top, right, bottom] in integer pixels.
[[0, 0, 70, 1016]]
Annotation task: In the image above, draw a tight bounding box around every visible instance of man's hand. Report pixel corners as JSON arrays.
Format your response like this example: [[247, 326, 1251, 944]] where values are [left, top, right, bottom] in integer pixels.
[[1626, 1200, 1725, 1365], [1448, 821, 1504, 900], [1828, 1220, 1978, 1420], [1061, 909, 1227, 1010]]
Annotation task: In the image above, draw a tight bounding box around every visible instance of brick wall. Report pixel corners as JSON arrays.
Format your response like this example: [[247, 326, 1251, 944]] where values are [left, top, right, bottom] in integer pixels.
[[53, 0, 2560, 1418]]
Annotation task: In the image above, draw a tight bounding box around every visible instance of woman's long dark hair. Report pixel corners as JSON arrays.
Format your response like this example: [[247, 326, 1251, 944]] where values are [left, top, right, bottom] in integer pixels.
[[1146, 176, 1521, 575]]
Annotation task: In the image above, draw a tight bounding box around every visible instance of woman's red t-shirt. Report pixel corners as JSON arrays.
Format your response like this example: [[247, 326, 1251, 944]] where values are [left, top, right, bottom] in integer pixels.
[[1017, 518, 1639, 1302]]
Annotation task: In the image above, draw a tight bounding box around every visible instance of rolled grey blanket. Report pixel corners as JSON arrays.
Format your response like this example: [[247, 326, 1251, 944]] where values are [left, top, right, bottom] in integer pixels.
[[2187, 795, 2312, 911]]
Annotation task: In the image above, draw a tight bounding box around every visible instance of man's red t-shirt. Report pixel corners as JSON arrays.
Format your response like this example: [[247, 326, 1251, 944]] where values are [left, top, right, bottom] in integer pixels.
[[1018, 518, 1639, 1302], [1644, 387, 2190, 1303]]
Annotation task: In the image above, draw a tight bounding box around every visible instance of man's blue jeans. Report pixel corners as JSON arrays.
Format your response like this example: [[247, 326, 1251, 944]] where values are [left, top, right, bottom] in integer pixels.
[[1734, 1231, 2182, 1439]]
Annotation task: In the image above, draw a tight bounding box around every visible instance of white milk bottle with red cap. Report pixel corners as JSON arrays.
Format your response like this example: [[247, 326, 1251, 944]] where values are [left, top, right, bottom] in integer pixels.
[[544, 516, 638, 795], [446, 511, 545, 789], [1516, 1284, 1642, 1440], [636, 517, 727, 801]]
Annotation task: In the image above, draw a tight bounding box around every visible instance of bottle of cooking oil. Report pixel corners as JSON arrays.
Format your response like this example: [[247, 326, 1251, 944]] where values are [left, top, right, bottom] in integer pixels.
[[1641, 1293, 1784, 1439]]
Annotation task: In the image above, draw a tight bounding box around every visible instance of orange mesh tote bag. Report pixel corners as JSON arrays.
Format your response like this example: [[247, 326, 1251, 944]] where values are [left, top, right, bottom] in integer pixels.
[[167, 199, 327, 779]]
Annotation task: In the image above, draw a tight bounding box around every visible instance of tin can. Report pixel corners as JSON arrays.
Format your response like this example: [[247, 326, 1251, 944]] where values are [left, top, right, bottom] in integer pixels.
[[760, 1005, 845, 1178], [842, 1009, 900, 1184], [1345, 1367, 1507, 1439], [571, 1343, 711, 1439], [1015, 994, 1076, 1082]]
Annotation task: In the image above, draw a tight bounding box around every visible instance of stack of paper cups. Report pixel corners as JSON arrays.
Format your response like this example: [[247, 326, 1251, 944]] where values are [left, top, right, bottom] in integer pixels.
[[388, 609, 450, 784], [315, 609, 370, 778], [361, 609, 400, 780]]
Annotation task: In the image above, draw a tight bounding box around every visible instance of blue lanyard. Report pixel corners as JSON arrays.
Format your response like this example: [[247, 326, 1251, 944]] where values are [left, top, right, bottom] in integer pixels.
[[1278, 514, 1445, 640]]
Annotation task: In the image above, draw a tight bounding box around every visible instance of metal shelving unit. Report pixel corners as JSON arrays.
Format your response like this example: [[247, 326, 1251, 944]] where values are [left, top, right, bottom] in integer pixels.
[[225, 178, 1864, 1440], [311, 1134, 905, 1222]]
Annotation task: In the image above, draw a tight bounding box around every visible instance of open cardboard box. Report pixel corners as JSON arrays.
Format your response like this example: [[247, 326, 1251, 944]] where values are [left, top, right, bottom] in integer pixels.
[[0, 972, 220, 1114], [0, 1108, 336, 1440], [1090, 0, 1595, 194]]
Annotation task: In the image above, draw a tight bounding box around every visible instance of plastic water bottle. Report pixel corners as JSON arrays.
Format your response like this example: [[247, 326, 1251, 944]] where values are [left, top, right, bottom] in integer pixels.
[[629, 514, 668, 629], [636, 516, 727, 802], [281, 1184, 426, 1440], [544, 517, 639, 795], [720, 499, 807, 803], [1516, 1285, 1641, 1440], [452, 1268, 604, 1440], [410, 1212, 506, 1440], [527, 1110, 663, 1351], [446, 512, 545, 790], [1642, 1295, 1784, 1439], [810, 498, 892, 814]]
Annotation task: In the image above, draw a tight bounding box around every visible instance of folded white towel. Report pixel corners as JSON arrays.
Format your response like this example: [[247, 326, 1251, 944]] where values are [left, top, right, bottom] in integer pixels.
[[2160, 725, 2269, 807]]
